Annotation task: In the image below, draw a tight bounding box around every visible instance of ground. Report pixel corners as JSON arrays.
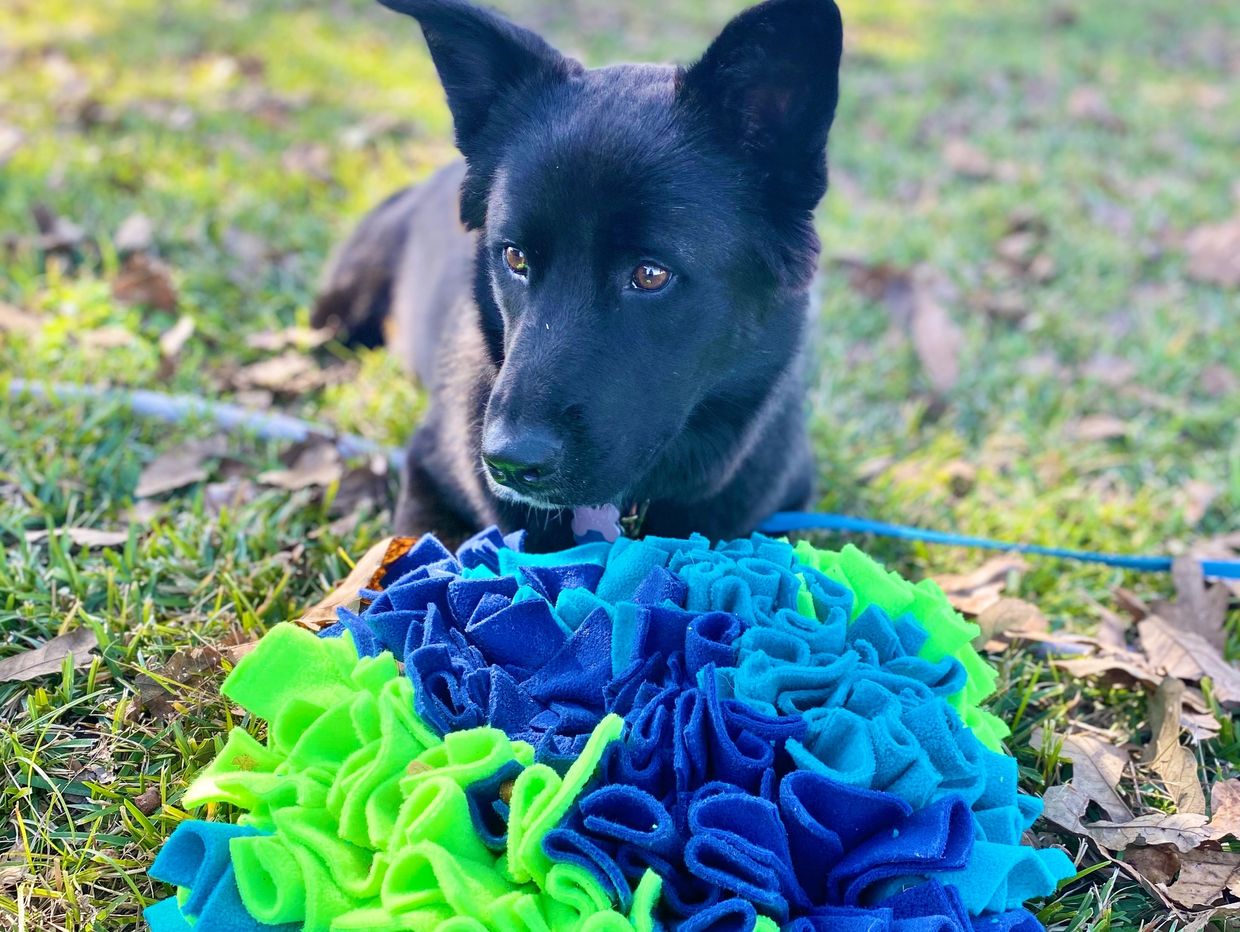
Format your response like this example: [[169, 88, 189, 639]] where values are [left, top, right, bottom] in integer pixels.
[[1, 0, 1239, 929]]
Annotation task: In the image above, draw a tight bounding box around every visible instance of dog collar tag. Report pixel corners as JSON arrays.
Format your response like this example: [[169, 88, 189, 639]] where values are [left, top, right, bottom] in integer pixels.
[[572, 504, 623, 544]]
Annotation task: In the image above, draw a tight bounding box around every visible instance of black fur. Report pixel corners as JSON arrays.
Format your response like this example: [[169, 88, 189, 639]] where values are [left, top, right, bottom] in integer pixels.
[[313, 0, 844, 551]]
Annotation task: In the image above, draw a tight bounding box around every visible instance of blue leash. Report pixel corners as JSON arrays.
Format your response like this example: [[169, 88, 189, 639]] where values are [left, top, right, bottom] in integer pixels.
[[9, 380, 1240, 580], [760, 511, 1240, 580]]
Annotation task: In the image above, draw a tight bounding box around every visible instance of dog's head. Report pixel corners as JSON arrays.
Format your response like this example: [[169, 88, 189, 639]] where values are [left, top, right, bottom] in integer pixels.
[[381, 0, 843, 510]]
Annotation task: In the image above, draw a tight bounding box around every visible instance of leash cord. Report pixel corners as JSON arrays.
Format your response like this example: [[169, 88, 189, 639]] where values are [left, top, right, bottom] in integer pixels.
[[10, 379, 1239, 580]]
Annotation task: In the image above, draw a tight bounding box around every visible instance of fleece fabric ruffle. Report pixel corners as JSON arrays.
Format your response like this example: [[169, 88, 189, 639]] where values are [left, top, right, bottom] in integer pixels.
[[146, 528, 1072, 932]]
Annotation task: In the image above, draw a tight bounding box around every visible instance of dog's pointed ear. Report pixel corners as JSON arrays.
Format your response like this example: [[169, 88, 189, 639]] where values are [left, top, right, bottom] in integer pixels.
[[682, 0, 843, 208], [378, 0, 575, 156]]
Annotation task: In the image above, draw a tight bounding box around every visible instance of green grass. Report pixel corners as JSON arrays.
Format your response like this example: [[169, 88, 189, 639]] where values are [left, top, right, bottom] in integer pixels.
[[2, 0, 1238, 928]]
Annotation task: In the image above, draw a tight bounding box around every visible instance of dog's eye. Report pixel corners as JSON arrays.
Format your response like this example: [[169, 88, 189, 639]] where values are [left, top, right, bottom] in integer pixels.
[[631, 263, 670, 292], [503, 246, 529, 277]]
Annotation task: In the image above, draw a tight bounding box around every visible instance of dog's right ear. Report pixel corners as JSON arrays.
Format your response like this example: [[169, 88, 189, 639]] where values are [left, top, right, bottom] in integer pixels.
[[378, 0, 575, 157]]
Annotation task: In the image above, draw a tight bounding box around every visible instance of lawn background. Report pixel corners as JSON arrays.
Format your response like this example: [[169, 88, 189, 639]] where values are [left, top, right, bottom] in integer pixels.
[[1, 0, 1239, 928]]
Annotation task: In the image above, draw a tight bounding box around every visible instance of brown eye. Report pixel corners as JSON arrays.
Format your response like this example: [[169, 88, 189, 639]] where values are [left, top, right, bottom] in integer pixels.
[[503, 245, 529, 276], [631, 263, 670, 291]]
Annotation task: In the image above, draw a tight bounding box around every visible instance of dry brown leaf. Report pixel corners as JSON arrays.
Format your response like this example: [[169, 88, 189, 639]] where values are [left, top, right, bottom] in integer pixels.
[[158, 315, 195, 361], [932, 555, 1029, 616], [1200, 364, 1239, 398], [1049, 730, 1133, 822], [1152, 556, 1229, 651], [77, 326, 134, 350], [0, 121, 23, 166], [135, 438, 225, 498], [1185, 217, 1240, 288], [1143, 677, 1207, 815], [112, 253, 178, 311], [232, 350, 342, 395], [130, 645, 223, 722], [114, 213, 154, 254], [1138, 615, 1240, 706], [1123, 844, 1181, 885], [25, 527, 129, 548], [259, 439, 344, 490], [840, 261, 961, 394], [245, 326, 333, 352], [973, 290, 1030, 323], [1043, 782, 1212, 852], [942, 139, 993, 179], [976, 597, 1048, 645], [1082, 355, 1138, 388], [0, 628, 98, 683], [1163, 843, 1240, 909], [1067, 85, 1126, 131], [0, 301, 40, 334], [1180, 481, 1220, 527], [1066, 414, 1130, 442], [909, 279, 962, 394], [297, 536, 418, 630], [32, 204, 88, 255]]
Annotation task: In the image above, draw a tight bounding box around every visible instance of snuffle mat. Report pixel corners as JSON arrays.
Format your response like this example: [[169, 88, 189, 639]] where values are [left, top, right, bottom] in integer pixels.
[[145, 527, 1075, 932]]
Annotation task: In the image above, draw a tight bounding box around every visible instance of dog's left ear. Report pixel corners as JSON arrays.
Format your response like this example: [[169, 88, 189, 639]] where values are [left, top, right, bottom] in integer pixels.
[[377, 0, 575, 157], [682, 0, 843, 210]]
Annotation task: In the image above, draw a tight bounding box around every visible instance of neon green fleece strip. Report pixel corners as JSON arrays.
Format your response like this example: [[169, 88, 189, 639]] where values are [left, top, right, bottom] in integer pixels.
[[794, 541, 1010, 750], [182, 624, 656, 932]]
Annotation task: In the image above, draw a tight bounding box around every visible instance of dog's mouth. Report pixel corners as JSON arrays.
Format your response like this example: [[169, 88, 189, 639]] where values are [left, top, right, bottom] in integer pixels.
[[483, 469, 616, 513]]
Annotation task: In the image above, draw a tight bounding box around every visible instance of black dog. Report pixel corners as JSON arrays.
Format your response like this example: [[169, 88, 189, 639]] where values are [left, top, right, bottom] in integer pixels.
[[313, 0, 843, 551]]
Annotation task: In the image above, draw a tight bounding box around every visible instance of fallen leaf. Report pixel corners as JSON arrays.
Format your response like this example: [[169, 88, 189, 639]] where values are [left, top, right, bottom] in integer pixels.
[[245, 325, 333, 352], [909, 283, 962, 394], [0, 628, 99, 683], [258, 439, 344, 490], [1123, 844, 1180, 885], [135, 438, 225, 498], [203, 477, 258, 514], [328, 458, 390, 518], [112, 253, 178, 311], [932, 555, 1030, 616], [1082, 355, 1138, 387], [1200, 364, 1239, 398], [1139, 615, 1240, 706], [130, 645, 223, 721], [942, 139, 993, 179], [1093, 603, 1131, 653], [114, 213, 154, 254], [158, 314, 195, 361], [32, 204, 87, 255], [1209, 780, 1240, 841], [1048, 730, 1134, 822], [1163, 843, 1240, 909], [1043, 782, 1211, 852], [281, 142, 334, 182], [1067, 85, 1126, 131], [1152, 555, 1229, 650], [77, 326, 134, 349], [25, 527, 129, 548], [1066, 414, 1130, 442], [1143, 677, 1207, 815], [0, 301, 40, 334], [973, 290, 1030, 323], [233, 350, 338, 395], [0, 121, 23, 166], [297, 536, 418, 630], [1113, 586, 1152, 621], [976, 597, 1048, 644], [1185, 217, 1240, 288]]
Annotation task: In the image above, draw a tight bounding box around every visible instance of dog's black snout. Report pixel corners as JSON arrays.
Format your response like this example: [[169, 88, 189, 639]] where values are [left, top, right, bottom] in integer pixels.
[[481, 421, 563, 492]]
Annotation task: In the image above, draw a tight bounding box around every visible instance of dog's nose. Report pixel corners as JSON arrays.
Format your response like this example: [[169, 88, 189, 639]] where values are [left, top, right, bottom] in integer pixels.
[[481, 421, 563, 492]]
